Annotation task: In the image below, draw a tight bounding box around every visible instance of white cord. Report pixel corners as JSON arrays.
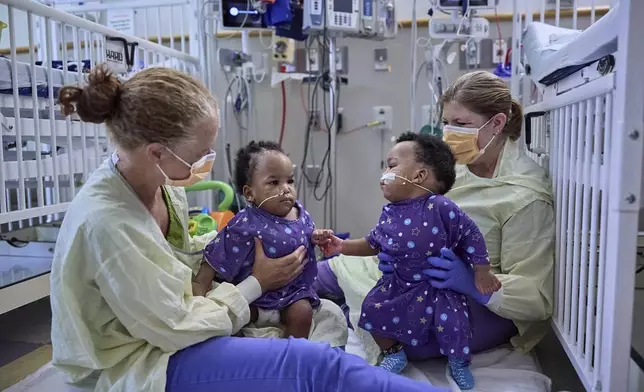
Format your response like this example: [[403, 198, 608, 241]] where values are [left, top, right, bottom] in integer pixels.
[[257, 30, 273, 50], [409, 0, 418, 133], [416, 37, 432, 48]]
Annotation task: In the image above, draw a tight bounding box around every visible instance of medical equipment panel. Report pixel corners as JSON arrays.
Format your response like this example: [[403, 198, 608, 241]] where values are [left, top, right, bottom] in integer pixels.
[[434, 0, 499, 11], [354, 0, 395, 39], [429, 17, 489, 39], [304, 0, 360, 34]]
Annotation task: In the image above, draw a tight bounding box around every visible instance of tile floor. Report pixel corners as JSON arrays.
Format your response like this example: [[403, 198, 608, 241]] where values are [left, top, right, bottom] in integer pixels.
[[0, 298, 53, 390]]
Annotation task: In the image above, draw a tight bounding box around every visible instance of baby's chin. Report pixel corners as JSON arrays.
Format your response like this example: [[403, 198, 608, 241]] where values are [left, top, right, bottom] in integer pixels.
[[263, 201, 295, 217]]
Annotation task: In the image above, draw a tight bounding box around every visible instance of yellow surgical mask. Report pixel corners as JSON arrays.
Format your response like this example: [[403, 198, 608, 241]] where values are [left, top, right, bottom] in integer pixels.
[[443, 117, 496, 165], [158, 148, 216, 187]]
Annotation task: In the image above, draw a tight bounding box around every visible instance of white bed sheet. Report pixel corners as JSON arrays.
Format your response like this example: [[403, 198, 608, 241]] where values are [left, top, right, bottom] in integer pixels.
[[522, 3, 618, 85], [346, 329, 552, 392]]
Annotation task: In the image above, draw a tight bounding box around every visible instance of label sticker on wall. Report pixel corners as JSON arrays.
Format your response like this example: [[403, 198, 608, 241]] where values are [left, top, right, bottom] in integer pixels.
[[107, 9, 135, 36]]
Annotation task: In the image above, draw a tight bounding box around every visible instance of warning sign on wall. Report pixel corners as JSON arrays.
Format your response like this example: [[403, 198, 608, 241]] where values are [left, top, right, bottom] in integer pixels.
[[106, 9, 135, 36]]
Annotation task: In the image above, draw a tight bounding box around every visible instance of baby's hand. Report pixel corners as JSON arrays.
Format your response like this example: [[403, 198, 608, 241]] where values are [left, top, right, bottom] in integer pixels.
[[192, 281, 208, 297], [312, 229, 334, 245], [319, 235, 343, 257]]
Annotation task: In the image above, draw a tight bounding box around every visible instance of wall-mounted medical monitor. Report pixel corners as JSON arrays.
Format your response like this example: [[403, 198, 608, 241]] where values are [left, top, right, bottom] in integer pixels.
[[220, 0, 270, 30]]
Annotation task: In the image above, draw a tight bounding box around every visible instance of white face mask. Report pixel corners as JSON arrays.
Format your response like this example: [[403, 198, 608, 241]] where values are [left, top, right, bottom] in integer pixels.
[[158, 148, 216, 187], [380, 172, 431, 193]]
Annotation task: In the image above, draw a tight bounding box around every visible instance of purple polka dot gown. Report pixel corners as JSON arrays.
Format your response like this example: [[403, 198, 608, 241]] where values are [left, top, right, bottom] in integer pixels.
[[203, 201, 320, 310], [359, 193, 489, 361]]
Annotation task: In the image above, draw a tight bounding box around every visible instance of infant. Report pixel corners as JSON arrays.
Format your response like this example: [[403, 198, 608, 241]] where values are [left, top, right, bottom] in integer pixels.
[[194, 141, 324, 338]]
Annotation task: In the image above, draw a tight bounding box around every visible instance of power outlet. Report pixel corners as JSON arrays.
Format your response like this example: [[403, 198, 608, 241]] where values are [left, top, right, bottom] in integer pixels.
[[372, 106, 393, 130], [308, 110, 321, 131], [306, 47, 320, 73], [493, 39, 507, 64], [305, 164, 322, 185]]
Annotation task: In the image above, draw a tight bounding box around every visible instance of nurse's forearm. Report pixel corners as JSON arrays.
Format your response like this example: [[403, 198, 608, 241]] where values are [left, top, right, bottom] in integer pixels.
[[342, 238, 378, 257], [237, 276, 262, 304]]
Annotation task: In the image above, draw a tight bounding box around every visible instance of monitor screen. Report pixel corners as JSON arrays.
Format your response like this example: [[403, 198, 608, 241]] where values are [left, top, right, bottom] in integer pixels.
[[333, 0, 353, 13], [221, 0, 268, 29]]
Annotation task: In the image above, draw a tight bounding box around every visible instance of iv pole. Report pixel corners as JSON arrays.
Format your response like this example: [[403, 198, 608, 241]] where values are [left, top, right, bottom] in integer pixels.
[[328, 36, 338, 231]]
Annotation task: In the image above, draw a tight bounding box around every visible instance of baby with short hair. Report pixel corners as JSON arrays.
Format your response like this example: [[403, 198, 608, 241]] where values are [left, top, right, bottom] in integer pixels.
[[315, 132, 500, 390], [194, 140, 326, 338]]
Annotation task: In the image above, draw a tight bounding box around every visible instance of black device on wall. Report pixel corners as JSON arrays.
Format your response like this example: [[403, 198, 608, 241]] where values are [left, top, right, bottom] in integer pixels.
[[438, 0, 499, 9], [220, 0, 269, 29]]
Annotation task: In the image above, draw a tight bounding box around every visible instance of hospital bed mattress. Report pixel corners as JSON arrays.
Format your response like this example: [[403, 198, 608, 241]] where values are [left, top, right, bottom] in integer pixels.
[[522, 3, 618, 86], [0, 58, 88, 98]]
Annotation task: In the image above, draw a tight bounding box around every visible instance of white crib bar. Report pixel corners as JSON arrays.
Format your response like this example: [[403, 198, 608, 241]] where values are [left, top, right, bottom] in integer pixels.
[[28, 12, 46, 224], [8, 6, 26, 215]]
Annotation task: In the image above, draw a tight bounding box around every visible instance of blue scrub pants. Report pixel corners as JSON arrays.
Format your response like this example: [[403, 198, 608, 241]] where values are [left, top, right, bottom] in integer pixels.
[[166, 336, 449, 392]]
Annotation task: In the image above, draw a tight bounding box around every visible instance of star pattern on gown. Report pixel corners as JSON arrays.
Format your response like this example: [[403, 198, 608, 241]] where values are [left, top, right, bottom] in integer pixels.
[[411, 227, 420, 236], [437, 325, 444, 332], [420, 317, 427, 324]]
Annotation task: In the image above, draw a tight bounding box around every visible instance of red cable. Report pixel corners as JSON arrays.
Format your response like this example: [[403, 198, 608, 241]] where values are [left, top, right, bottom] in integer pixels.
[[278, 81, 286, 146], [505, 48, 512, 66]]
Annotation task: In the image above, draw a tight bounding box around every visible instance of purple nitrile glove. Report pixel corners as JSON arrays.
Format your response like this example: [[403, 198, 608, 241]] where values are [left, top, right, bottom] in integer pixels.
[[377, 252, 395, 274], [423, 247, 491, 305]]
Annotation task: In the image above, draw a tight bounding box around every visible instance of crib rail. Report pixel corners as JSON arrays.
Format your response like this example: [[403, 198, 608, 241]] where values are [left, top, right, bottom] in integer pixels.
[[43, 0, 198, 57], [0, 0, 201, 231], [518, 0, 644, 391]]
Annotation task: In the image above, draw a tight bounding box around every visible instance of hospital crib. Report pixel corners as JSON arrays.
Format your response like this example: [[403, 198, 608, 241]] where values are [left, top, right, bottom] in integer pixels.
[[37, 0, 200, 58], [0, 0, 202, 316], [511, 0, 644, 390]]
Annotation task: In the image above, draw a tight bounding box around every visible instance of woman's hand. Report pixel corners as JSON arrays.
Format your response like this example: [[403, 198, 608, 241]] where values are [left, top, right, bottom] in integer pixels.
[[423, 248, 491, 305], [252, 237, 307, 293]]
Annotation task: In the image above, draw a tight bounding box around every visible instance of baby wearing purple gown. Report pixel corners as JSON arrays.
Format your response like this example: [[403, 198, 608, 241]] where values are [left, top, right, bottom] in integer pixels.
[[315, 133, 500, 390], [194, 141, 322, 339]]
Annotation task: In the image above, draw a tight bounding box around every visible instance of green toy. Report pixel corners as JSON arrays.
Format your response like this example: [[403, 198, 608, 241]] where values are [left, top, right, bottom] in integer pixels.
[[188, 213, 218, 237], [185, 181, 236, 237]]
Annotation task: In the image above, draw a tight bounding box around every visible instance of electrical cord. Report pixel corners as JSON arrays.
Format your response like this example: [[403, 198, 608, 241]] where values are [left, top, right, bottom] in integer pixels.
[[279, 81, 286, 146]]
